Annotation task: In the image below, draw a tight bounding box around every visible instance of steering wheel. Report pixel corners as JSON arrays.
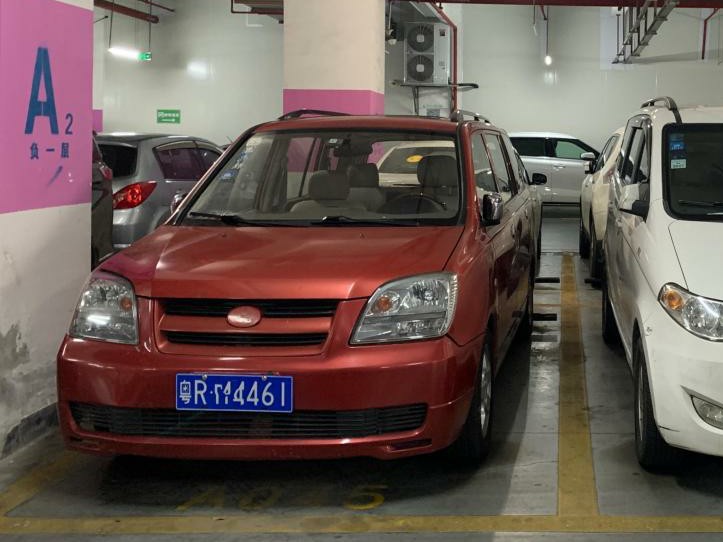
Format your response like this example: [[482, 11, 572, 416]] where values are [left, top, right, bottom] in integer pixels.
[[378, 193, 446, 214]]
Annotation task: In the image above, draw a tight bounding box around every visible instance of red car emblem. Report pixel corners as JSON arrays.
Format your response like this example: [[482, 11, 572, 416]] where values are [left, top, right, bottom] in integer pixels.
[[227, 306, 262, 328]]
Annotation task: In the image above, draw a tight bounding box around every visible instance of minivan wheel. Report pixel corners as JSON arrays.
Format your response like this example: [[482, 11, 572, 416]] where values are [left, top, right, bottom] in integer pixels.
[[449, 341, 493, 465], [589, 220, 603, 280], [602, 273, 620, 346], [634, 337, 681, 471], [579, 211, 590, 259]]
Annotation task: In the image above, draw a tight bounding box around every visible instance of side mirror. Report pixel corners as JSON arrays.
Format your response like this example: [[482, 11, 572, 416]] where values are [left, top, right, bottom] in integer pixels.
[[581, 152, 596, 174], [170, 192, 187, 215], [620, 200, 649, 219], [480, 193, 503, 226], [531, 173, 547, 185]]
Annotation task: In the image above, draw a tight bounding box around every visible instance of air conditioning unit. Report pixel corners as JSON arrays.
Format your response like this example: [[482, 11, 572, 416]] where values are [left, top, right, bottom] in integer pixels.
[[403, 22, 451, 86]]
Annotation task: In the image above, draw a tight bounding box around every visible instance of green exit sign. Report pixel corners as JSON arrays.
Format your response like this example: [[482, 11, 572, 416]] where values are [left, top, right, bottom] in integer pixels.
[[157, 109, 181, 124], [139, 51, 152, 62]]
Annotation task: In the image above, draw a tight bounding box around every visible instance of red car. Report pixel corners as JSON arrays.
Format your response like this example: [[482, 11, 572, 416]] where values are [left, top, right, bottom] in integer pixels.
[[58, 110, 542, 463]]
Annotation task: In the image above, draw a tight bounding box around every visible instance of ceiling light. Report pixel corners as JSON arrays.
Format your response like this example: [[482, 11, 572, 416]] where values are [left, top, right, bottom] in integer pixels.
[[108, 46, 141, 61], [544, 54, 553, 66]]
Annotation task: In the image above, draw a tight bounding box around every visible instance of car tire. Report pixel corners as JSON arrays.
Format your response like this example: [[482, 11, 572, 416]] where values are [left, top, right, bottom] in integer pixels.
[[589, 219, 603, 280], [602, 272, 620, 346], [449, 340, 494, 466], [579, 210, 590, 259], [634, 337, 681, 471]]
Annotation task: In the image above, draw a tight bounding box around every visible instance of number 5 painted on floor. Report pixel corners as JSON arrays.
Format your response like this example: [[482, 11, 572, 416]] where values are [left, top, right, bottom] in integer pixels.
[[343, 484, 387, 510]]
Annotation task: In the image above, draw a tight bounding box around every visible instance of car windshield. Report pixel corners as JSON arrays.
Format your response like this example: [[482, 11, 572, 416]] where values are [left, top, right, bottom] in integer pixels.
[[665, 125, 723, 220], [182, 130, 461, 226]]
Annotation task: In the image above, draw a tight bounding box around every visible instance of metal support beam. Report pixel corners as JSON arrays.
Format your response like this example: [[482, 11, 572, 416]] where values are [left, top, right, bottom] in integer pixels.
[[94, 0, 160, 23], [613, 0, 678, 64]]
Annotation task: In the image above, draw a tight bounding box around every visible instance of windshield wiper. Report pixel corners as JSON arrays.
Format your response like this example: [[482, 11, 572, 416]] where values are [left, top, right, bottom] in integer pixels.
[[677, 200, 723, 207], [311, 215, 417, 226], [186, 211, 299, 227]]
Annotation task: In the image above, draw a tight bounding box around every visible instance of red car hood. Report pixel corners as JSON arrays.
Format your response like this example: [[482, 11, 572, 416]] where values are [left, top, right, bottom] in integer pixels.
[[102, 225, 463, 300]]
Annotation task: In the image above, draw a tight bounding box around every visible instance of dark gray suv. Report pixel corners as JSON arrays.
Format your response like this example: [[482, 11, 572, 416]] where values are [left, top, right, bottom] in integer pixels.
[[97, 133, 222, 250]]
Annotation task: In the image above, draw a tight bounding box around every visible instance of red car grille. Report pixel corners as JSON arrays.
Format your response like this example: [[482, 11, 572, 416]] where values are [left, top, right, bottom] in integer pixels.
[[155, 299, 340, 353], [70, 403, 427, 439]]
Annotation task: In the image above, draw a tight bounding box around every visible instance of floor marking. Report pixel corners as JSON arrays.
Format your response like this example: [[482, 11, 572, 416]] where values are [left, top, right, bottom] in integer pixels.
[[1, 514, 723, 534], [557, 254, 598, 517], [0, 452, 79, 517]]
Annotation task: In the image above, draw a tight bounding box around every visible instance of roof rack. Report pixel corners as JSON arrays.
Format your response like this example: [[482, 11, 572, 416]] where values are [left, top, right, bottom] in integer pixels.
[[277, 109, 350, 121], [450, 109, 491, 124], [641, 96, 681, 123]]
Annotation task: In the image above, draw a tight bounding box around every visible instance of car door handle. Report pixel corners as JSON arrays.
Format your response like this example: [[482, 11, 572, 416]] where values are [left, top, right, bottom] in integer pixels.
[[553, 164, 566, 170]]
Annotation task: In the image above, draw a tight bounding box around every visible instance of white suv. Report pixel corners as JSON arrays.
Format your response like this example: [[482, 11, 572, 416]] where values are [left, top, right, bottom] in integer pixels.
[[510, 132, 598, 204], [603, 97, 723, 470]]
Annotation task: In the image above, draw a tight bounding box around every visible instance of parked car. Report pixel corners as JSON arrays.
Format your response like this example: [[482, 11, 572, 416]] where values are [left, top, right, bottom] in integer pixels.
[[58, 111, 541, 464], [96, 133, 223, 250], [579, 127, 624, 278], [510, 132, 599, 204], [513, 149, 545, 270], [91, 135, 114, 268], [603, 97, 723, 470]]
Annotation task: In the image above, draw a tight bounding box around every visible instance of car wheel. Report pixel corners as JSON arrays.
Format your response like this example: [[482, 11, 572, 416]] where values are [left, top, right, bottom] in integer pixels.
[[602, 272, 620, 346], [634, 337, 681, 471], [579, 210, 590, 259], [589, 219, 603, 280], [449, 340, 493, 465]]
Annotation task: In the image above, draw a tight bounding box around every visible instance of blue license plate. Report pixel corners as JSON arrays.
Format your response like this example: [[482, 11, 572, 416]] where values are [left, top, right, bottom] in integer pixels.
[[176, 374, 293, 413]]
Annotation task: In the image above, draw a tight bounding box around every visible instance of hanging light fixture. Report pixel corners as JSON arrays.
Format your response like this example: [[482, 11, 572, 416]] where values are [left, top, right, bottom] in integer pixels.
[[544, 6, 553, 65]]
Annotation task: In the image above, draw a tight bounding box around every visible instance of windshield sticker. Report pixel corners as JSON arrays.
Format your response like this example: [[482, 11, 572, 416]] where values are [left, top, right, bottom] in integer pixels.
[[406, 154, 423, 164], [671, 158, 687, 169], [670, 134, 685, 151]]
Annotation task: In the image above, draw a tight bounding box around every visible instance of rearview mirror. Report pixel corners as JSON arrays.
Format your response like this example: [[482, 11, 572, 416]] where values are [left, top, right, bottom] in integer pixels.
[[480, 193, 503, 226], [581, 152, 596, 174], [618, 184, 648, 219], [531, 173, 547, 185], [580, 152, 596, 161], [170, 192, 187, 215], [620, 200, 649, 220]]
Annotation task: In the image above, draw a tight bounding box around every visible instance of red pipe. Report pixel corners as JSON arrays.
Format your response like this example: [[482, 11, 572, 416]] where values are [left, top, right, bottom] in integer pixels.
[[430, 3, 458, 111], [702, 8, 719, 60], [94, 0, 159, 23]]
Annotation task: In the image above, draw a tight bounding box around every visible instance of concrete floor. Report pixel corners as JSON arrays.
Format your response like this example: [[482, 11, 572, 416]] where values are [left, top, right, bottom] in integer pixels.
[[0, 207, 722, 541]]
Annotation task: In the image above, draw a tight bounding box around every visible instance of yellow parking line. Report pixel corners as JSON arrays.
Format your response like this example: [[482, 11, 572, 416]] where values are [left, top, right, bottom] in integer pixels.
[[0, 452, 79, 517], [1, 514, 723, 535], [557, 254, 598, 517]]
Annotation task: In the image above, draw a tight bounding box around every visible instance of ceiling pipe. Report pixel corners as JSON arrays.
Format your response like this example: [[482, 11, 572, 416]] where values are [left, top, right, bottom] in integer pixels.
[[398, 0, 723, 7], [135, 0, 174, 13], [702, 8, 719, 60], [94, 0, 160, 23], [429, 3, 459, 110]]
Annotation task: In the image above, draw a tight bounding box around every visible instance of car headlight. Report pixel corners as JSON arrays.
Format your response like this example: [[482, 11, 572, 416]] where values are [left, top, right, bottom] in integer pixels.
[[351, 273, 458, 344], [69, 271, 138, 344], [659, 283, 723, 341]]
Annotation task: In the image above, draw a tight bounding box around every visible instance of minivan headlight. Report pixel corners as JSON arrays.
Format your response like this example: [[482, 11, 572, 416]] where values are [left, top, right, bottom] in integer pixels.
[[351, 273, 458, 344], [659, 283, 723, 341], [69, 272, 138, 344]]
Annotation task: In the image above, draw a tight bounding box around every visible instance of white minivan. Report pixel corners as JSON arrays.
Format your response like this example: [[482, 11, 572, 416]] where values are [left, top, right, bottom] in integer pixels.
[[604, 97, 723, 470]]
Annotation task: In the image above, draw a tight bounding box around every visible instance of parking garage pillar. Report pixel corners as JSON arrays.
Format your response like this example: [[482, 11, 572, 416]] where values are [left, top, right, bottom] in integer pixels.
[[0, 0, 93, 450], [283, 0, 385, 115]]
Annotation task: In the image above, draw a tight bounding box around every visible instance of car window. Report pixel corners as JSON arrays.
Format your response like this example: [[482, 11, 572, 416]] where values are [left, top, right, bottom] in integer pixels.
[[623, 129, 645, 185], [471, 133, 497, 195], [155, 146, 204, 180], [198, 148, 221, 171], [510, 137, 546, 157], [515, 154, 530, 185], [553, 139, 590, 160], [595, 135, 618, 172], [98, 144, 137, 179], [186, 130, 461, 226], [483, 132, 516, 201]]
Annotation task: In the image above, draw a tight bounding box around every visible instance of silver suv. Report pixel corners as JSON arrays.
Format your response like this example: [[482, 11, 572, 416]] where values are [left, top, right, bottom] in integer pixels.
[[510, 132, 599, 204], [97, 134, 222, 250]]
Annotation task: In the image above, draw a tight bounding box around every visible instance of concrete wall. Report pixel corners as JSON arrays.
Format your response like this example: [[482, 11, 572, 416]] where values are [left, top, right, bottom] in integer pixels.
[[94, 0, 283, 146], [458, 5, 723, 150], [0, 0, 93, 453]]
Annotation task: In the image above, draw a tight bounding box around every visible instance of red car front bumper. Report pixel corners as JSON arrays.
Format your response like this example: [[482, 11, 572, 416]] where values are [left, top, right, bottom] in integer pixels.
[[57, 334, 483, 460]]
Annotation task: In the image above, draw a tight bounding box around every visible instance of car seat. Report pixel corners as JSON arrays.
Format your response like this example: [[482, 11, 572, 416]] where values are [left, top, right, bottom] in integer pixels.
[[289, 171, 365, 215], [417, 155, 459, 210], [347, 164, 385, 211]]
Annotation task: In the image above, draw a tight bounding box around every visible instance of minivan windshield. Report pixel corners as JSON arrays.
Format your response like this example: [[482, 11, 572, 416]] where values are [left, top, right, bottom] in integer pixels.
[[666, 125, 723, 220], [183, 130, 461, 226]]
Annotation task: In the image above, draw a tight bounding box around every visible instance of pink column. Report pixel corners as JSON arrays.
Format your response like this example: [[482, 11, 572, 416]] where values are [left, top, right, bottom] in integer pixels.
[[283, 0, 385, 115]]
